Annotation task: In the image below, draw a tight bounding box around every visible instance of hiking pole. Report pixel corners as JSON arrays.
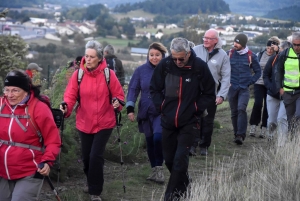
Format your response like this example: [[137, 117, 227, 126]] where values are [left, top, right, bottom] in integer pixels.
[[113, 98, 126, 193], [38, 163, 62, 201]]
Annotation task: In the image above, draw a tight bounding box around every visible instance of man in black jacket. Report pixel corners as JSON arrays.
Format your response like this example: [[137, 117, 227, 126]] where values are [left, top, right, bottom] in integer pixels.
[[104, 44, 125, 86], [150, 37, 215, 201]]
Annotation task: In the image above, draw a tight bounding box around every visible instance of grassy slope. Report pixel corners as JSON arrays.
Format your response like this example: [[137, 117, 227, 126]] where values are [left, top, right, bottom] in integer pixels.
[[41, 98, 272, 201]]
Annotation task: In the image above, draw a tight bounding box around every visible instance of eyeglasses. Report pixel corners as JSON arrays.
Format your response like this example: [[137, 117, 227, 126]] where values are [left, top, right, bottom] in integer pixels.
[[171, 53, 188, 62], [293, 43, 300, 47], [3, 88, 22, 95], [203, 37, 216, 41]]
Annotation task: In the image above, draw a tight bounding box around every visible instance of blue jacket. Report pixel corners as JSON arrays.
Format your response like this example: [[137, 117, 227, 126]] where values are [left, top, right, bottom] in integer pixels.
[[126, 60, 159, 124], [229, 49, 261, 89]]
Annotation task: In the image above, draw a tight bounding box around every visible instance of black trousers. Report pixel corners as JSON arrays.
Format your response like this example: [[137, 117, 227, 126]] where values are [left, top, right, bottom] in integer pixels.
[[162, 123, 198, 201], [78, 129, 113, 196], [249, 84, 268, 128]]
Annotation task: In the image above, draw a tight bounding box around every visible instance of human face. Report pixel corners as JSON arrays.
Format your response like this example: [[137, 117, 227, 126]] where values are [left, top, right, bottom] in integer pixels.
[[148, 48, 163, 66], [233, 42, 244, 51], [203, 30, 218, 51], [3, 86, 28, 106], [171, 50, 190, 68], [292, 39, 300, 54], [266, 46, 275, 56], [85, 49, 101, 70]]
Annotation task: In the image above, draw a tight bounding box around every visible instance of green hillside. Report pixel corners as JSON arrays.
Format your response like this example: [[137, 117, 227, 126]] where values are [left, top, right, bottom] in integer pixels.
[[264, 6, 300, 22], [224, 0, 300, 16], [114, 0, 230, 15]]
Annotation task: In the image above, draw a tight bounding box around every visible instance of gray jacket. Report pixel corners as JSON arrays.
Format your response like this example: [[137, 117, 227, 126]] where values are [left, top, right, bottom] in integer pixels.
[[193, 37, 231, 99]]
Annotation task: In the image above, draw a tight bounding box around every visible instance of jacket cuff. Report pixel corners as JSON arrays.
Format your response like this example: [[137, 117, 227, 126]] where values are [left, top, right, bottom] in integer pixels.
[[126, 106, 134, 114]]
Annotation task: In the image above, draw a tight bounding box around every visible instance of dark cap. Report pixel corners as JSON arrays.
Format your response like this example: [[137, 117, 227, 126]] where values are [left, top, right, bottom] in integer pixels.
[[4, 70, 30, 92], [234, 33, 248, 47]]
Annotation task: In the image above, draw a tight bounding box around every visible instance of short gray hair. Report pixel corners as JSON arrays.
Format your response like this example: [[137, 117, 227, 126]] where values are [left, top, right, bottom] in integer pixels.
[[104, 44, 115, 55], [85, 40, 103, 59], [292, 32, 300, 41], [170, 37, 190, 53], [188, 41, 195, 48], [280, 40, 292, 50]]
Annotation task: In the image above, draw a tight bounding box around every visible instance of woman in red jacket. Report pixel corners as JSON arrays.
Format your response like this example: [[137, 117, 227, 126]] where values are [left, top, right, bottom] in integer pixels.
[[0, 69, 61, 200], [61, 40, 125, 201]]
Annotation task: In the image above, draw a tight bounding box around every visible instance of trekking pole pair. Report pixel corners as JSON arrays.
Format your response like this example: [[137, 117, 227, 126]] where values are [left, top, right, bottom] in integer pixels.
[[113, 98, 126, 193]]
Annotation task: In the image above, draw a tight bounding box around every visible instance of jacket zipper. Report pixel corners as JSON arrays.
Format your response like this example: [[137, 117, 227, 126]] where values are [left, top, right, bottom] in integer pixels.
[[175, 77, 182, 127]]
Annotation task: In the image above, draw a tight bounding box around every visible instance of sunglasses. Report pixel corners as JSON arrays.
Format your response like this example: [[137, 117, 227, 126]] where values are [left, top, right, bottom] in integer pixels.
[[172, 57, 185, 62], [293, 43, 300, 47]]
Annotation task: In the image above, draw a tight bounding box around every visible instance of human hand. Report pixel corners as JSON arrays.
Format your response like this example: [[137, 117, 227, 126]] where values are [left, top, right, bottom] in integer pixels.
[[279, 88, 284, 96], [215, 96, 224, 105], [38, 163, 50, 176], [60, 102, 68, 114], [128, 112, 135, 122]]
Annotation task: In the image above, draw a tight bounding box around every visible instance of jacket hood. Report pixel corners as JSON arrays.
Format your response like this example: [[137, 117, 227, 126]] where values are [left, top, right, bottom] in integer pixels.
[[214, 37, 223, 49], [80, 57, 108, 77], [104, 54, 117, 59]]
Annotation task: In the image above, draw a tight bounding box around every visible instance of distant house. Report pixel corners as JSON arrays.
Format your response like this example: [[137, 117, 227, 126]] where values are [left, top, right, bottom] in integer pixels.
[[166, 24, 178, 29], [131, 48, 148, 57], [56, 25, 74, 35], [155, 31, 164, 39], [157, 23, 164, 29]]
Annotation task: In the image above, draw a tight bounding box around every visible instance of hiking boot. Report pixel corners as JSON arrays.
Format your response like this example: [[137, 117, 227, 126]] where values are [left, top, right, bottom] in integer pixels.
[[200, 147, 208, 156], [189, 146, 197, 156], [146, 167, 157, 181], [90, 195, 102, 201], [234, 135, 243, 145], [155, 166, 165, 183], [259, 127, 267, 138], [249, 125, 256, 137]]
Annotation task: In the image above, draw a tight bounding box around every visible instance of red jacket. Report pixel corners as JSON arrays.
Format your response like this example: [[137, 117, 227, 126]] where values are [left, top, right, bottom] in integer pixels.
[[0, 94, 61, 180], [64, 58, 125, 133]]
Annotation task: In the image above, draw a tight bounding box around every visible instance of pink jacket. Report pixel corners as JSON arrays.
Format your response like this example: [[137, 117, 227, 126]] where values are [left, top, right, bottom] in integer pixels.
[[64, 58, 125, 133], [0, 94, 61, 180]]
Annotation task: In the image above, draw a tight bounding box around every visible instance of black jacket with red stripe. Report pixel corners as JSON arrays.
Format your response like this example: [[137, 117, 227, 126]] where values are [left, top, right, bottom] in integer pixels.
[[150, 49, 216, 129]]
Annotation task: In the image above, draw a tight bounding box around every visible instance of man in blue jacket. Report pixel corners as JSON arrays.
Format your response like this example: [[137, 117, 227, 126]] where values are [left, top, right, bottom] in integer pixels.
[[150, 37, 215, 201], [228, 33, 261, 145]]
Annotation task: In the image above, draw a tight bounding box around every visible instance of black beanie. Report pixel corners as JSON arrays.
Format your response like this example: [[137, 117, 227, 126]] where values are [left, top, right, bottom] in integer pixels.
[[234, 33, 248, 47], [4, 71, 30, 92]]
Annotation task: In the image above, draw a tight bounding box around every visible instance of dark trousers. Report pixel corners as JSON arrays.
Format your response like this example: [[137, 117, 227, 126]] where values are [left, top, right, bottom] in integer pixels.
[[162, 123, 198, 201], [198, 102, 217, 149], [79, 129, 113, 196], [282, 92, 300, 131], [249, 84, 268, 128], [146, 133, 163, 167], [228, 86, 250, 137]]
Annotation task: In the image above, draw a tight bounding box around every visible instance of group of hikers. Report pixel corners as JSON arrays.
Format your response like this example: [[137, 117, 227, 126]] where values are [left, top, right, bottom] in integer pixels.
[[0, 29, 300, 201]]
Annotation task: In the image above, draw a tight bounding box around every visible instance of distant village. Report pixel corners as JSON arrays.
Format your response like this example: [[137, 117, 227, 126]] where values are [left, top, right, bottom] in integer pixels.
[[1, 3, 300, 58]]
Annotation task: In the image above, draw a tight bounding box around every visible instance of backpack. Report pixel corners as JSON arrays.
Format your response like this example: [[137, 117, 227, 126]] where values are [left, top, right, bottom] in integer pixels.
[[106, 57, 116, 72], [77, 67, 111, 104], [228, 49, 253, 67]]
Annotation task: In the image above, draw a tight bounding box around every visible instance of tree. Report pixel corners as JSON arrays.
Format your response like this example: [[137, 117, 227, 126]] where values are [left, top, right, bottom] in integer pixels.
[[61, 35, 69, 46], [74, 33, 85, 47], [0, 35, 28, 88]]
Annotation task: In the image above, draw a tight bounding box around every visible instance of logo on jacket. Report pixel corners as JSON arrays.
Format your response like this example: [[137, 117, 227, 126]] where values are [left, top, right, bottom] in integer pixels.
[[185, 78, 191, 82], [211, 59, 217, 64]]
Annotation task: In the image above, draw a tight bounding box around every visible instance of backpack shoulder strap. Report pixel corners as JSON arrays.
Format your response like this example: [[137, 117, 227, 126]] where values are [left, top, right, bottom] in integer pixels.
[[112, 58, 116, 72], [77, 69, 84, 104], [272, 54, 279, 67], [248, 50, 252, 67], [228, 49, 235, 58], [104, 67, 112, 102], [27, 97, 43, 143]]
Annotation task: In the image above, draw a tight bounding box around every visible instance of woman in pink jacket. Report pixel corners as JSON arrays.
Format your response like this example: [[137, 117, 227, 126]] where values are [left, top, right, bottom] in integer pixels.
[[61, 40, 125, 201], [0, 69, 61, 201]]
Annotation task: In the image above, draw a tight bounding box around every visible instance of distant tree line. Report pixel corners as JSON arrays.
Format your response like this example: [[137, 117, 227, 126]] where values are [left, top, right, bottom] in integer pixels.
[[114, 0, 230, 15], [264, 6, 300, 22], [0, 0, 42, 8]]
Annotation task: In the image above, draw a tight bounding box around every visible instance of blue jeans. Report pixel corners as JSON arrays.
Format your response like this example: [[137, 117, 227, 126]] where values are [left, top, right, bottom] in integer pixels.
[[79, 129, 112, 196], [249, 84, 268, 128], [228, 86, 250, 137], [162, 123, 198, 201]]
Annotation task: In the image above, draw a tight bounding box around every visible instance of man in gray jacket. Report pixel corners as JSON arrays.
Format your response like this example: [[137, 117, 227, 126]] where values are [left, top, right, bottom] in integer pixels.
[[192, 29, 231, 155]]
